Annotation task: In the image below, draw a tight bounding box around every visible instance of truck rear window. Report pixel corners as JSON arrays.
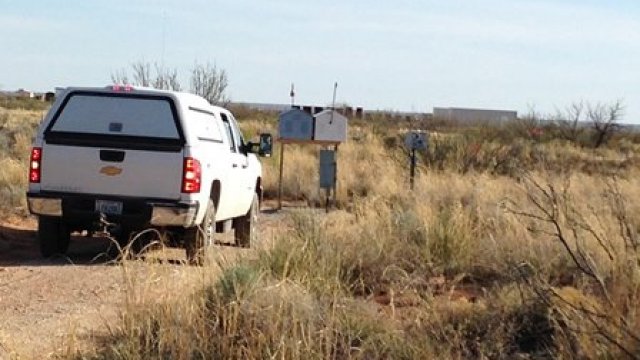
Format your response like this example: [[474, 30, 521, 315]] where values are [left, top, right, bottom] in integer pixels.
[[45, 92, 184, 151]]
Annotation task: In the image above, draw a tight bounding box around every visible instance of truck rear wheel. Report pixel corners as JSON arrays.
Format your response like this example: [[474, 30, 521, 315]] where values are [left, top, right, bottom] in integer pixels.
[[184, 200, 215, 265], [38, 216, 71, 258], [234, 193, 259, 248]]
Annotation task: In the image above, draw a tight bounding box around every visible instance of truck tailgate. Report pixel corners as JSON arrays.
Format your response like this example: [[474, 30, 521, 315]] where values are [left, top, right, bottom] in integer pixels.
[[40, 144, 183, 200]]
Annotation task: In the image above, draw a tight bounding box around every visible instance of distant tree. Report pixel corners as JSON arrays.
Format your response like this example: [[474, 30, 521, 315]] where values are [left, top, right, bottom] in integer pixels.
[[110, 69, 129, 85], [546, 101, 624, 148], [190, 62, 228, 106], [515, 107, 544, 140], [557, 101, 586, 143], [131, 62, 152, 87], [588, 100, 624, 148], [110, 60, 229, 100], [152, 64, 181, 91]]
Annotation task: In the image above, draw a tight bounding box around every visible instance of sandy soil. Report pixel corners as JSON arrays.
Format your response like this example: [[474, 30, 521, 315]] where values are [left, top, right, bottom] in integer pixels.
[[0, 206, 289, 359]]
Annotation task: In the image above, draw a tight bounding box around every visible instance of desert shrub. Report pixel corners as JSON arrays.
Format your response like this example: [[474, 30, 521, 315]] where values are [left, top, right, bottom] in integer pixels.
[[508, 174, 640, 358], [421, 286, 555, 359], [421, 133, 639, 179], [427, 199, 475, 273], [0, 96, 50, 111], [214, 264, 263, 303], [0, 109, 42, 213], [0, 157, 28, 211]]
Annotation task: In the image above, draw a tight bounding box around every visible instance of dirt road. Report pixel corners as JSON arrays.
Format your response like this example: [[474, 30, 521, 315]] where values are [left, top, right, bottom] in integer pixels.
[[0, 207, 289, 359]]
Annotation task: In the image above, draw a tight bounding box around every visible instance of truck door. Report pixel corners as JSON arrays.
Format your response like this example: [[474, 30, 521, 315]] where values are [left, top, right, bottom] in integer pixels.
[[220, 112, 252, 217], [228, 113, 254, 211]]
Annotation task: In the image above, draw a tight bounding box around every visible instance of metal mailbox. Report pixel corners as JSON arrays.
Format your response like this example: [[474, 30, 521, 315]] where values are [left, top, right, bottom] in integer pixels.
[[278, 108, 314, 141], [313, 110, 348, 142]]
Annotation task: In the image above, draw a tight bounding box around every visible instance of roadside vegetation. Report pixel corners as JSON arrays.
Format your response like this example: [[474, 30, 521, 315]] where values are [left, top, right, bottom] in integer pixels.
[[2, 97, 640, 358], [0, 102, 43, 214]]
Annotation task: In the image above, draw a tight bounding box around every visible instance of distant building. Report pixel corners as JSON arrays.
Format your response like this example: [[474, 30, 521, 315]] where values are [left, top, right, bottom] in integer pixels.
[[14, 88, 35, 98], [361, 109, 430, 122], [433, 107, 517, 123]]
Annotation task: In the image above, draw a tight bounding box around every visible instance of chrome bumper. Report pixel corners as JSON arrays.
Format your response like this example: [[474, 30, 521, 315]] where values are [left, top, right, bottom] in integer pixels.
[[27, 193, 198, 227], [149, 203, 198, 227], [28, 197, 63, 216]]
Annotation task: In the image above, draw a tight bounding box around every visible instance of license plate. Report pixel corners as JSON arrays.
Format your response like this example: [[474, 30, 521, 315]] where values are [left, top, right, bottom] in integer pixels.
[[95, 200, 123, 215]]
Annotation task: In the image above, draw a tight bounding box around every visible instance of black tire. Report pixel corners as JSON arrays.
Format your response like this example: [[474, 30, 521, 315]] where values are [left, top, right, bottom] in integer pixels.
[[38, 216, 71, 258], [185, 200, 215, 265], [234, 193, 259, 248]]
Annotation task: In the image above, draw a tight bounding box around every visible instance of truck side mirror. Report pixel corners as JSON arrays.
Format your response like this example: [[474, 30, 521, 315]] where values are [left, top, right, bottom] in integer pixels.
[[258, 133, 273, 157]]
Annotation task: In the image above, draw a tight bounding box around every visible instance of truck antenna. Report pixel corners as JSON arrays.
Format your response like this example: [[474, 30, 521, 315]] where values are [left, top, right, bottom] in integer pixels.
[[161, 8, 167, 69]]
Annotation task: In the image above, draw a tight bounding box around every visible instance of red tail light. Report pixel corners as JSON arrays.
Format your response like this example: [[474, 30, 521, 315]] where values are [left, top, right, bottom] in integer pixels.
[[29, 147, 42, 183], [181, 157, 201, 193], [112, 84, 133, 92]]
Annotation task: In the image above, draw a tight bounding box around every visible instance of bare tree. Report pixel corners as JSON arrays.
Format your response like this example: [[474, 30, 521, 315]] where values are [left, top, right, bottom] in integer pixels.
[[190, 62, 228, 106], [588, 100, 624, 148], [111, 61, 180, 90], [152, 64, 181, 91], [556, 101, 585, 143], [513, 107, 544, 140], [131, 62, 152, 87], [110, 61, 228, 103], [110, 69, 130, 85]]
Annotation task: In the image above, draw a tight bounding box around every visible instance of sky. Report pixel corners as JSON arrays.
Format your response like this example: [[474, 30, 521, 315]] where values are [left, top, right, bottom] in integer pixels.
[[1, 0, 639, 122]]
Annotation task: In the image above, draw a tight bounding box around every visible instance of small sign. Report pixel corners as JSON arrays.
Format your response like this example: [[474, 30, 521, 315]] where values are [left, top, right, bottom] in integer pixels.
[[404, 131, 428, 150]]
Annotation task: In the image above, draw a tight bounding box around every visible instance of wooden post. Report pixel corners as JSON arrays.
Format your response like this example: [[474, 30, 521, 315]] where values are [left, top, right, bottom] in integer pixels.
[[325, 188, 330, 213], [333, 144, 338, 209], [324, 145, 330, 213], [277, 142, 285, 210], [410, 148, 416, 190]]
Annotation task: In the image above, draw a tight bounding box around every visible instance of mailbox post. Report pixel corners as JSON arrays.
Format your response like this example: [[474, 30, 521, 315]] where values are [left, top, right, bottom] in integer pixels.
[[404, 131, 428, 190]]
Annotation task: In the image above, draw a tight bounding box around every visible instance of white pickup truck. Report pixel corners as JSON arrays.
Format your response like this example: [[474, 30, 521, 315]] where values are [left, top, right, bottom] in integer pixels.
[[26, 85, 272, 264]]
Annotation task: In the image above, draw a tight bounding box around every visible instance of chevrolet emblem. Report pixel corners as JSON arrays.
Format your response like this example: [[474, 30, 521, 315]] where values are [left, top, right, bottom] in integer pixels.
[[100, 166, 123, 176]]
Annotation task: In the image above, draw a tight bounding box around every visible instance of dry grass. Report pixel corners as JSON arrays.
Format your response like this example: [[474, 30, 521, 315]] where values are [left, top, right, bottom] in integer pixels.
[[0, 108, 42, 213], [2, 106, 640, 358]]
